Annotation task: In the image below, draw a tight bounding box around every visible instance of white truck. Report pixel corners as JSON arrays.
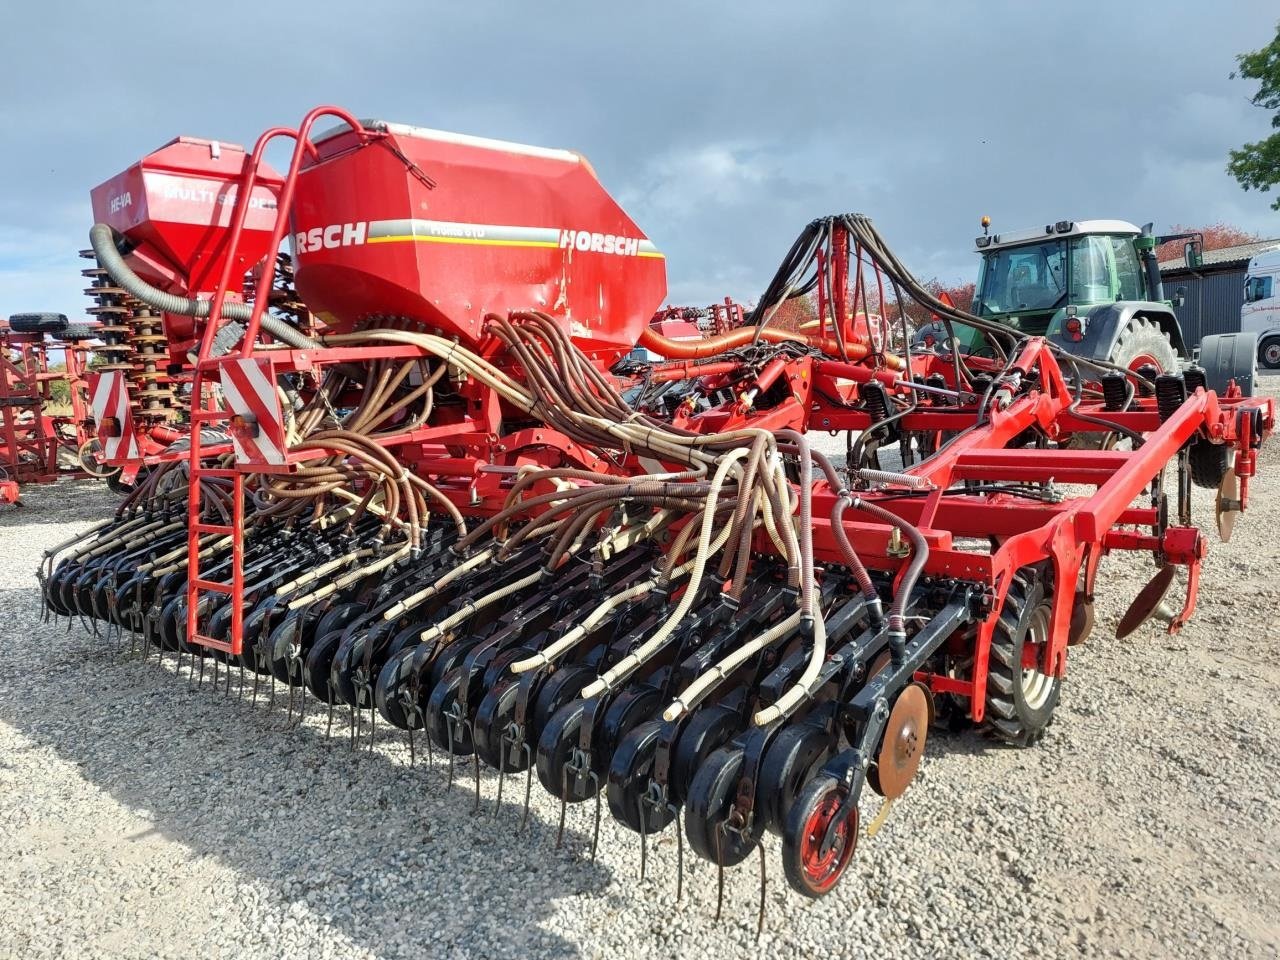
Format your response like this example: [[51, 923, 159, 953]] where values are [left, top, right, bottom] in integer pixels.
[[1241, 246, 1280, 368]]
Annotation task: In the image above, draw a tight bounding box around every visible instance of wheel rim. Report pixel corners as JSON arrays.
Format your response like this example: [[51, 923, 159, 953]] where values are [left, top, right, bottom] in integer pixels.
[[1020, 603, 1055, 710], [1128, 353, 1162, 374], [1266, 343, 1280, 366], [798, 791, 858, 894]]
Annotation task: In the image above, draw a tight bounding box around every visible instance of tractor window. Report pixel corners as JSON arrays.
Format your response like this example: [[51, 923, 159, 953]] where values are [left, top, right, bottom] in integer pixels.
[[1246, 276, 1274, 303], [1069, 235, 1114, 303], [974, 240, 1067, 315], [1107, 236, 1144, 301]]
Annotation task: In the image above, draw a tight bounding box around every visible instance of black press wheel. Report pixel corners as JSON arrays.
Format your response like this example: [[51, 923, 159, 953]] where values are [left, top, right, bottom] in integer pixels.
[[757, 722, 831, 834], [683, 745, 763, 867], [606, 719, 677, 834], [984, 573, 1060, 746], [781, 773, 859, 899]]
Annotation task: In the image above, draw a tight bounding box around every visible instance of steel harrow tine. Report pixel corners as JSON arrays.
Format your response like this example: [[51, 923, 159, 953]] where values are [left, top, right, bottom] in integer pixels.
[[638, 796, 648, 882], [445, 718, 457, 790], [519, 743, 534, 832], [556, 767, 569, 849], [589, 771, 602, 862], [714, 824, 726, 922], [471, 720, 483, 813], [670, 802, 684, 902], [494, 736, 508, 815], [756, 842, 767, 939]]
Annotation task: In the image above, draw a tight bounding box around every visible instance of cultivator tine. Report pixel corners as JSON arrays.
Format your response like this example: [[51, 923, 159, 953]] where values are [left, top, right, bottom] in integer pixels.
[[236, 663, 246, 703], [494, 739, 508, 814], [407, 725, 416, 766], [325, 689, 336, 738], [253, 666, 263, 706]]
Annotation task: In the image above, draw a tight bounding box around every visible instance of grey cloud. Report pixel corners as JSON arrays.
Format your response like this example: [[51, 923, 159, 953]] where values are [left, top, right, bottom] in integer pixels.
[[1, 1, 1276, 316]]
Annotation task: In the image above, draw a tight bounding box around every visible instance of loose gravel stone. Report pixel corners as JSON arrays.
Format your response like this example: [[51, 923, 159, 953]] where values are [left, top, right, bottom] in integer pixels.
[[1, 381, 1278, 959]]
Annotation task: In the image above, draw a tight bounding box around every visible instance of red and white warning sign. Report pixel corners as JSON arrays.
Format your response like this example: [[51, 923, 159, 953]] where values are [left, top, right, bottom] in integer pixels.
[[88, 371, 140, 461], [218, 358, 288, 466]]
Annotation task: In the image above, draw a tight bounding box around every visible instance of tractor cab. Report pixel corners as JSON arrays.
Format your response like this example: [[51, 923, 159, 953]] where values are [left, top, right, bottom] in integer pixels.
[[970, 220, 1156, 341], [928, 218, 1193, 370]]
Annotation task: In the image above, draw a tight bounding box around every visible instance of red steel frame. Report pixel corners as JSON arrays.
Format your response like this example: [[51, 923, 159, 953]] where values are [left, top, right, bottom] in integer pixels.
[[178, 107, 1274, 734], [1, 329, 94, 502]]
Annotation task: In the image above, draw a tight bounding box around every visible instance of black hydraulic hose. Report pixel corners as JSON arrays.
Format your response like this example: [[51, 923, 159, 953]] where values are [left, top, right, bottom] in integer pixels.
[[846, 496, 928, 655], [89, 223, 318, 351]]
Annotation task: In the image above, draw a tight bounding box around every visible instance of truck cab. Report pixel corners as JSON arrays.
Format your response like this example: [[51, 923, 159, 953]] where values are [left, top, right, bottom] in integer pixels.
[[1241, 247, 1280, 368]]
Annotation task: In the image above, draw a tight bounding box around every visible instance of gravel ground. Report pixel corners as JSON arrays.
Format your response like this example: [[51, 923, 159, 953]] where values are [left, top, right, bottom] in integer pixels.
[[2, 386, 1279, 960]]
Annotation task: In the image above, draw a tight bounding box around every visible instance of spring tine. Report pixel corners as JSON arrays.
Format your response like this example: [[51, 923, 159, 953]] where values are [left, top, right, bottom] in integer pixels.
[[211, 656, 220, 692], [494, 738, 507, 815], [296, 679, 308, 724], [638, 796, 648, 882], [197, 653, 207, 689], [237, 663, 246, 703], [714, 825, 726, 922], [407, 725, 416, 767], [471, 720, 483, 813], [756, 842, 767, 939], [268, 671, 277, 710], [368, 697, 377, 752], [225, 656, 235, 698], [670, 803, 683, 903], [556, 766, 569, 848], [351, 703, 361, 752], [446, 721, 456, 790], [287, 674, 297, 723], [519, 743, 534, 832], [175, 645, 185, 676], [253, 667, 262, 707], [589, 771, 602, 862]]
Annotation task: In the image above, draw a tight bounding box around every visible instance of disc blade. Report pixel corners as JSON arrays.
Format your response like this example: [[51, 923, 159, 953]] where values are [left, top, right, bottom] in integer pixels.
[[1216, 466, 1240, 543], [1116, 564, 1177, 640]]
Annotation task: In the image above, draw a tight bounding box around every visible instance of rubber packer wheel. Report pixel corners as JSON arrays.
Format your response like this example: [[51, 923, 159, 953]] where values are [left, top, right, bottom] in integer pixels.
[[984, 574, 1060, 746], [1188, 439, 1230, 490], [782, 774, 859, 898]]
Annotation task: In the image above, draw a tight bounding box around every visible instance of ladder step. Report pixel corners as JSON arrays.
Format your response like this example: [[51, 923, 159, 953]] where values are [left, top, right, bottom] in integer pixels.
[[193, 409, 230, 422], [195, 468, 240, 479], [192, 578, 235, 594], [190, 634, 236, 654], [192, 522, 235, 535]]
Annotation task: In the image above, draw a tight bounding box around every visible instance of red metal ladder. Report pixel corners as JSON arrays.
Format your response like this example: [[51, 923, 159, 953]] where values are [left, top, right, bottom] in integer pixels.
[[184, 371, 245, 655]]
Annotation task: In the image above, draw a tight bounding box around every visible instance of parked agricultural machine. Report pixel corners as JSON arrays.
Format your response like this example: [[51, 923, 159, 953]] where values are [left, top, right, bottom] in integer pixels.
[[0, 314, 99, 503], [39, 106, 1271, 914]]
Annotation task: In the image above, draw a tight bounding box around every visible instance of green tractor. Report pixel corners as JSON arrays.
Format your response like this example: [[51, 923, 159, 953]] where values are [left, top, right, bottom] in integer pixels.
[[925, 219, 1256, 395]]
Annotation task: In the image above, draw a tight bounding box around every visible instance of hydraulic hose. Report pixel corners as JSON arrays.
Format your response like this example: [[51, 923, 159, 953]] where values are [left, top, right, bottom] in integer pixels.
[[89, 223, 318, 351]]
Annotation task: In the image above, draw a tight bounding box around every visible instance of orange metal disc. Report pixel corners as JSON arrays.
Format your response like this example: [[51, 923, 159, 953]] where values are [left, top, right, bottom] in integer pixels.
[[873, 682, 930, 799]]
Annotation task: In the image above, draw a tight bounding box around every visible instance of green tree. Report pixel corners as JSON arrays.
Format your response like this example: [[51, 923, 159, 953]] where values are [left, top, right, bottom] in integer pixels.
[[1228, 22, 1280, 210]]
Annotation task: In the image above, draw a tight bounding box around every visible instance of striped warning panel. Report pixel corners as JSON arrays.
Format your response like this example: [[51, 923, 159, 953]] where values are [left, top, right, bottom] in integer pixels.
[[218, 358, 287, 466], [88, 371, 140, 461]]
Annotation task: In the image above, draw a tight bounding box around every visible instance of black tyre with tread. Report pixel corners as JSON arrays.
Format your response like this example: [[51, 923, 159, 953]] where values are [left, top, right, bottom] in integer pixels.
[[984, 573, 1060, 746]]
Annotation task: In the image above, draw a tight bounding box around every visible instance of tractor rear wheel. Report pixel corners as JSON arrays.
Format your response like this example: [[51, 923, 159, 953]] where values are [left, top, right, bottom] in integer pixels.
[[984, 573, 1060, 747], [1109, 316, 1177, 376]]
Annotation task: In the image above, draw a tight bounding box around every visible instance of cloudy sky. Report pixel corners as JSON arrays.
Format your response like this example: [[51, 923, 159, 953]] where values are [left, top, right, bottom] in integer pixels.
[[2, 2, 1277, 317]]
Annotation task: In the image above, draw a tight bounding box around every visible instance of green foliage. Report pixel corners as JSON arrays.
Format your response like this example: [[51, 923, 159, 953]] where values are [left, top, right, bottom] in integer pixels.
[[1228, 22, 1280, 210]]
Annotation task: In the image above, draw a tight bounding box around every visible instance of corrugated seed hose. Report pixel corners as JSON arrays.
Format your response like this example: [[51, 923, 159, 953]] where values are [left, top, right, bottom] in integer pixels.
[[89, 223, 319, 350]]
